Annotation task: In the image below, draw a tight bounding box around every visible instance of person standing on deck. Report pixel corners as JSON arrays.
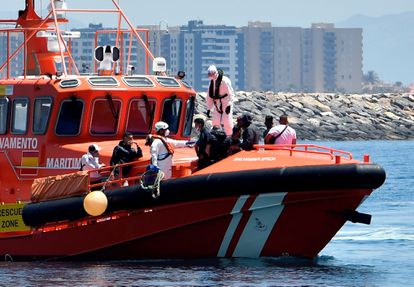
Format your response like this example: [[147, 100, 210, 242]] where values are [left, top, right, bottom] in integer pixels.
[[206, 65, 235, 136], [149, 121, 193, 180], [265, 114, 297, 145]]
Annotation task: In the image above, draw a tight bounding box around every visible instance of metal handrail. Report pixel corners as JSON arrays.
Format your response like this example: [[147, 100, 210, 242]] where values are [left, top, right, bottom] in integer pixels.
[[253, 144, 353, 160], [85, 160, 148, 190]]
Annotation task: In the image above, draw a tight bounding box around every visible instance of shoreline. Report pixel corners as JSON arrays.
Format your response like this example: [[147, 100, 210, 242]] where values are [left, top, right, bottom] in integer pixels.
[[196, 92, 414, 141]]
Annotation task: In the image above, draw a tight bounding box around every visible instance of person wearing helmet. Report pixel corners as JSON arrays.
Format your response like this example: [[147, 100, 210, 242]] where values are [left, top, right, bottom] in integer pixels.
[[206, 65, 235, 136], [149, 121, 193, 180]]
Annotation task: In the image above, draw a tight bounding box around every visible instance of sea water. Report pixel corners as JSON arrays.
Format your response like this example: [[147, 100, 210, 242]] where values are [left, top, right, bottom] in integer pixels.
[[0, 140, 412, 287]]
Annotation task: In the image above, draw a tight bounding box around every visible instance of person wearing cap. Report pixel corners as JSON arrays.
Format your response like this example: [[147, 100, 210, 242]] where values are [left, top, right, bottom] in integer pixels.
[[206, 65, 235, 136], [237, 113, 260, 151], [110, 132, 143, 179], [265, 114, 297, 145], [81, 144, 105, 183], [149, 121, 193, 179]]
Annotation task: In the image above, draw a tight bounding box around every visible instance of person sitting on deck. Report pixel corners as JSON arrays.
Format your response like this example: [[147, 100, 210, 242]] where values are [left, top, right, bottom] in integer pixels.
[[81, 144, 106, 189], [110, 132, 143, 181]]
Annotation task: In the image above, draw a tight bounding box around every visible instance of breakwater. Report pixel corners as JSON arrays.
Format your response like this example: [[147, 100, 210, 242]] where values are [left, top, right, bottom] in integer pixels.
[[196, 92, 414, 140]]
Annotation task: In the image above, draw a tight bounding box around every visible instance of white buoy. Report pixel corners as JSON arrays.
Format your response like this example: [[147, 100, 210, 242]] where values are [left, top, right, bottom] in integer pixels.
[[83, 191, 108, 216]]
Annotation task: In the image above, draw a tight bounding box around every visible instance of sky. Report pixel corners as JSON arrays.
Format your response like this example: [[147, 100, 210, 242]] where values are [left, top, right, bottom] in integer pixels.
[[4, 0, 414, 27]]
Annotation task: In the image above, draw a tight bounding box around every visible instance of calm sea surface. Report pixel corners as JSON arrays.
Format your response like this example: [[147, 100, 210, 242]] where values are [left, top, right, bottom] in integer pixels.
[[0, 140, 413, 287]]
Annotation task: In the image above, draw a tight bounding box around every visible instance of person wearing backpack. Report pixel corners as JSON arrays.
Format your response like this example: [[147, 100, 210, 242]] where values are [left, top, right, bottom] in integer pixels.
[[209, 126, 231, 164], [149, 121, 193, 180], [265, 114, 297, 145], [194, 117, 213, 170], [206, 65, 235, 136]]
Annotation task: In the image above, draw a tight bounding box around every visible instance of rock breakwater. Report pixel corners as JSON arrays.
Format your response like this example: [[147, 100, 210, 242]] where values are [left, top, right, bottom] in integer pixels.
[[196, 92, 414, 140]]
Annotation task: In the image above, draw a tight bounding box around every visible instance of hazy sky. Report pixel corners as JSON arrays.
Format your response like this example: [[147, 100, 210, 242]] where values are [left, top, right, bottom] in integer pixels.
[[4, 0, 414, 27]]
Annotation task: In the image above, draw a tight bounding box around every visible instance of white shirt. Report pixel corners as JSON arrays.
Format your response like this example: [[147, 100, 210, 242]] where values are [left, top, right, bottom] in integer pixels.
[[206, 75, 235, 111], [150, 137, 188, 179], [268, 125, 297, 145], [81, 152, 104, 179]]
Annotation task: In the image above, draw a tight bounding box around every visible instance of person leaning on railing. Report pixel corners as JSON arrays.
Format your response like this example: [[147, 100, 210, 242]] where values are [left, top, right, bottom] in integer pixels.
[[110, 132, 143, 180]]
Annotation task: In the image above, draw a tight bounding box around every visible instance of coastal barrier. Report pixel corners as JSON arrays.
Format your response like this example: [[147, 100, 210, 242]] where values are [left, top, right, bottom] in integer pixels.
[[196, 92, 414, 140]]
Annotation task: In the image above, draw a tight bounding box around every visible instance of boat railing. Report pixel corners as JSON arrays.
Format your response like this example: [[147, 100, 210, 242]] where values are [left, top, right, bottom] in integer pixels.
[[86, 161, 148, 191], [254, 144, 353, 161]]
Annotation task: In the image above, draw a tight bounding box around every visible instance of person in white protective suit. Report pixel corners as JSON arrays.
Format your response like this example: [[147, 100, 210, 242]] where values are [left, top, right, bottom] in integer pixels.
[[149, 121, 193, 180], [206, 65, 235, 136]]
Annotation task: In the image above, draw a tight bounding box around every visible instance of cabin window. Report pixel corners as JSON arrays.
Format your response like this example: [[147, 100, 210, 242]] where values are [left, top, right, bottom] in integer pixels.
[[90, 98, 121, 135], [161, 97, 182, 134], [126, 97, 155, 135], [123, 77, 154, 87], [33, 97, 52, 134], [180, 80, 192, 89], [183, 97, 195, 137], [0, 97, 9, 134], [56, 99, 84, 135], [156, 77, 180, 87], [11, 98, 29, 134]]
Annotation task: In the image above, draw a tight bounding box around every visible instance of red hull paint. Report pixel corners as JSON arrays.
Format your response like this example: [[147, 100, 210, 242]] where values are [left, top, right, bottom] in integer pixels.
[[0, 189, 370, 260]]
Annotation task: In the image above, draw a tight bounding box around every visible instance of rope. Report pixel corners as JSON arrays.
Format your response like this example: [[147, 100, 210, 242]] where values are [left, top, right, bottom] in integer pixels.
[[139, 169, 164, 199]]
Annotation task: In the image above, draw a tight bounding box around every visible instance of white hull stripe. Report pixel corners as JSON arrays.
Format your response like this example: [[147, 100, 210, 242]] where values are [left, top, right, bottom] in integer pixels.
[[217, 195, 249, 257], [218, 192, 287, 258]]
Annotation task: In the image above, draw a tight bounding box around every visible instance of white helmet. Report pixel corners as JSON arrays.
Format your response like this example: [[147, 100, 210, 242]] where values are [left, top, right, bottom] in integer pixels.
[[155, 121, 169, 131], [207, 65, 218, 77]]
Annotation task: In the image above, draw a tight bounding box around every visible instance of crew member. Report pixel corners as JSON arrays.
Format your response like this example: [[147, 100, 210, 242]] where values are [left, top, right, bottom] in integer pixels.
[[265, 114, 297, 145], [149, 121, 193, 180], [206, 65, 235, 136]]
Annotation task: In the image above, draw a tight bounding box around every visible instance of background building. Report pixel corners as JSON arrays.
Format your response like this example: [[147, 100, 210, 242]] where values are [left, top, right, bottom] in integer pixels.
[[161, 20, 244, 91], [1, 21, 363, 93], [301, 23, 363, 93], [243, 22, 363, 93]]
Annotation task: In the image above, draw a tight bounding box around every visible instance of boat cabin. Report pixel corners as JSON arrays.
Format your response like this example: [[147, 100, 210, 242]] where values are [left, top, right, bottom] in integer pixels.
[[0, 0, 197, 203]]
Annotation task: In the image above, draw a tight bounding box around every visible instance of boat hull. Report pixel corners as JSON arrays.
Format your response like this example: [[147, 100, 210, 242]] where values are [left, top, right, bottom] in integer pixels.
[[1, 188, 370, 260], [0, 163, 385, 260]]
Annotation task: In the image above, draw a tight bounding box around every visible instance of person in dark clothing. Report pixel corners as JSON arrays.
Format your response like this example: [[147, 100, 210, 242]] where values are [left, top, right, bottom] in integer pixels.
[[263, 115, 274, 139], [110, 132, 143, 178], [194, 118, 213, 170], [209, 126, 231, 164], [238, 113, 260, 151], [228, 125, 242, 155]]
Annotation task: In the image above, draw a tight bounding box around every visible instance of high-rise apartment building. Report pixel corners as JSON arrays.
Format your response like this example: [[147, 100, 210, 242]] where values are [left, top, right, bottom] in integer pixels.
[[242, 22, 302, 92], [302, 23, 362, 93], [244, 22, 363, 93], [163, 20, 244, 91], [70, 23, 149, 74], [0, 31, 24, 78]]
